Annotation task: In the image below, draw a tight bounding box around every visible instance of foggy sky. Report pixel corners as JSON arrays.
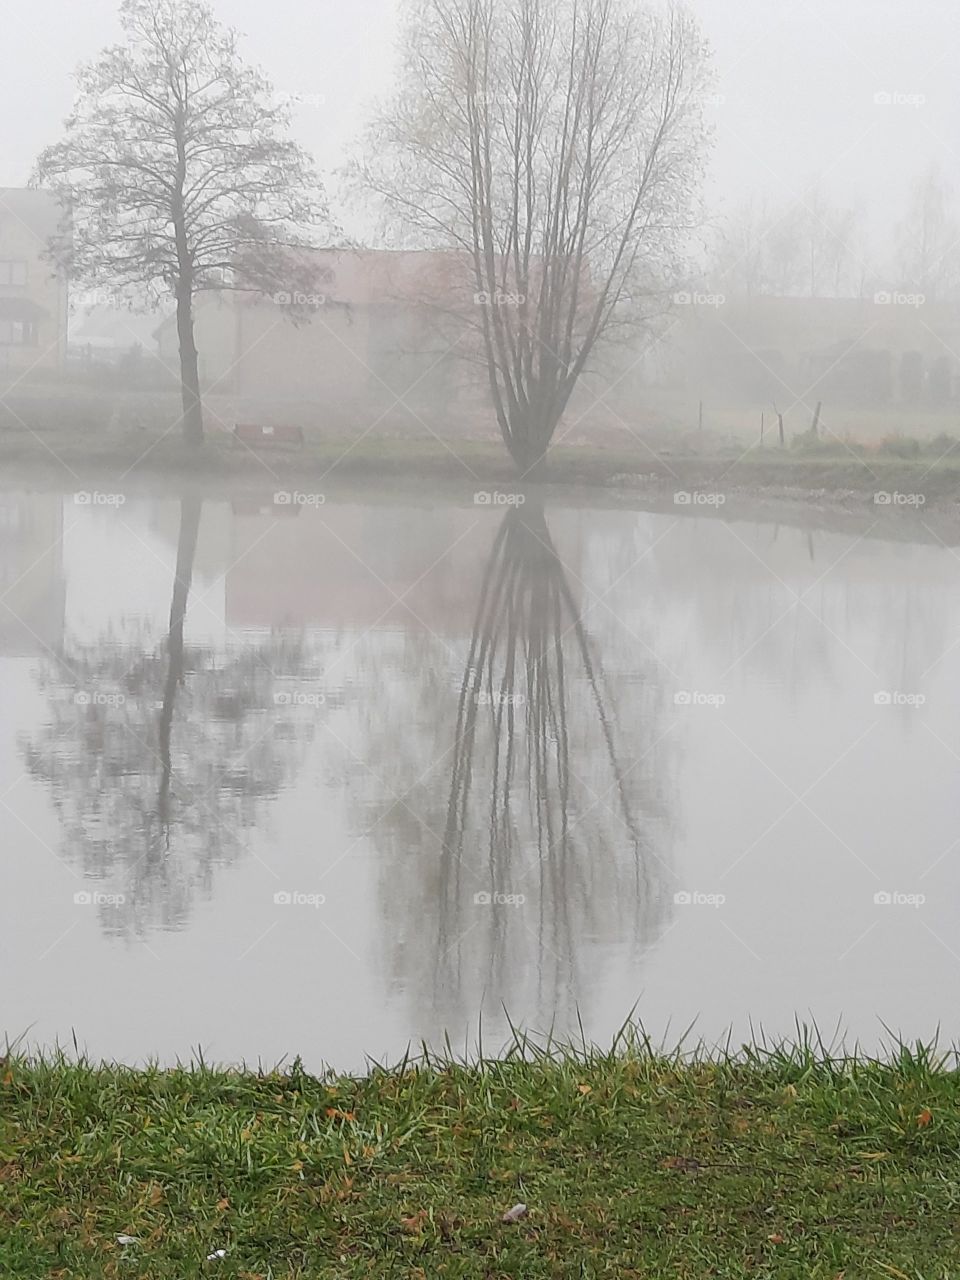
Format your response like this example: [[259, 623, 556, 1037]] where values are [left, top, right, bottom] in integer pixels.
[[4, 0, 959, 248]]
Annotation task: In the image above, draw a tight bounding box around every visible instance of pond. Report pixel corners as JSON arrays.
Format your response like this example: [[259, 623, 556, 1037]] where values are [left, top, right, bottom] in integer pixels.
[[1, 485, 958, 1069]]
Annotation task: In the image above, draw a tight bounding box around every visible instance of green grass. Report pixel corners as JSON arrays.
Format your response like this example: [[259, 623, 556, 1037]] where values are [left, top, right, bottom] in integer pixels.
[[3, 1029, 960, 1277], [3, 423, 960, 499]]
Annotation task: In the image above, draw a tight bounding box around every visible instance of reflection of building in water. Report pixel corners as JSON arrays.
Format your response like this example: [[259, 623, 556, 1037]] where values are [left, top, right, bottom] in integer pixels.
[[0, 493, 64, 654], [223, 504, 498, 633]]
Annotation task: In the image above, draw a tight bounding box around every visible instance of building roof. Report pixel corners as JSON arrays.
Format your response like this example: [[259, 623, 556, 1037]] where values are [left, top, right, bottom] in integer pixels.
[[0, 188, 63, 242], [0, 297, 49, 321], [239, 247, 474, 310]]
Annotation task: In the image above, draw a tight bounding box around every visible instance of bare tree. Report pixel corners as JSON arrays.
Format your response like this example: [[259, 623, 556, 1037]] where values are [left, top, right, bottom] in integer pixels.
[[895, 166, 960, 302], [710, 192, 864, 299], [35, 0, 328, 445], [358, 0, 710, 475]]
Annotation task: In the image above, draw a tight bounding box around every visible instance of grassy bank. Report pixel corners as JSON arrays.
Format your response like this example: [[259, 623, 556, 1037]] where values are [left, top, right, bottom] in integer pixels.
[[2, 420, 960, 507], [3, 1034, 960, 1277]]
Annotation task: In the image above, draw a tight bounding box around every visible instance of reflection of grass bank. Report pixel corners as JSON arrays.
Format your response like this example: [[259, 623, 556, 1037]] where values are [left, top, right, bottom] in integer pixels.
[[3, 1033, 960, 1275]]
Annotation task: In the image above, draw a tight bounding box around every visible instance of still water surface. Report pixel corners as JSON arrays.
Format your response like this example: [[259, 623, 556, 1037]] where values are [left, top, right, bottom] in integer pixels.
[[2, 488, 959, 1068]]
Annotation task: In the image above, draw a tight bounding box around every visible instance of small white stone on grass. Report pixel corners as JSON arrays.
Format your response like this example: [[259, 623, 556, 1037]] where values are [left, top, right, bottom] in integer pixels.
[[206, 1248, 228, 1260], [116, 1235, 139, 1246], [501, 1203, 528, 1223]]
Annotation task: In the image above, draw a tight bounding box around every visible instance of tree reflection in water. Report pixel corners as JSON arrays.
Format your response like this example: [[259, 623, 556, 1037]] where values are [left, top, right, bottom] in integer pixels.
[[23, 496, 321, 938], [369, 503, 674, 1038]]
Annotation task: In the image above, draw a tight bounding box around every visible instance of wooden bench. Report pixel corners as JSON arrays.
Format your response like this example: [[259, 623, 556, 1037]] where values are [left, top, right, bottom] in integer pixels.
[[233, 423, 304, 449]]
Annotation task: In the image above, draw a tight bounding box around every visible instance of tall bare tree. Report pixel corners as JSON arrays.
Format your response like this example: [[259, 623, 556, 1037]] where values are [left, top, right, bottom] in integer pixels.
[[359, 0, 709, 475], [35, 0, 327, 445], [710, 192, 865, 299], [895, 166, 960, 302]]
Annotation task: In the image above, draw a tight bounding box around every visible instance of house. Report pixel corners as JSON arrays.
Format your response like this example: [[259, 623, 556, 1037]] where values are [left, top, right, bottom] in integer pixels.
[[0, 189, 68, 374], [154, 249, 483, 426], [660, 296, 960, 405]]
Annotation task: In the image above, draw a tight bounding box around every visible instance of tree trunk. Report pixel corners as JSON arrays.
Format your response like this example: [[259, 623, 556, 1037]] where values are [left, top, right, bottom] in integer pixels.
[[176, 284, 204, 446], [158, 494, 202, 834]]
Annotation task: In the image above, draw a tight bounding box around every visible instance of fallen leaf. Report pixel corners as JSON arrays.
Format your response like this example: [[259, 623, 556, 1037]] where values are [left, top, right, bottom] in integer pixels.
[[401, 1210, 429, 1234], [501, 1203, 528, 1223], [768, 1233, 785, 1244], [216, 1197, 230, 1211], [577, 1083, 592, 1095], [917, 1108, 933, 1127]]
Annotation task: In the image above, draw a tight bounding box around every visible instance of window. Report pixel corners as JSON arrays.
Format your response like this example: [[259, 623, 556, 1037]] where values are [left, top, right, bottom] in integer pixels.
[[0, 320, 38, 346], [0, 261, 28, 286]]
